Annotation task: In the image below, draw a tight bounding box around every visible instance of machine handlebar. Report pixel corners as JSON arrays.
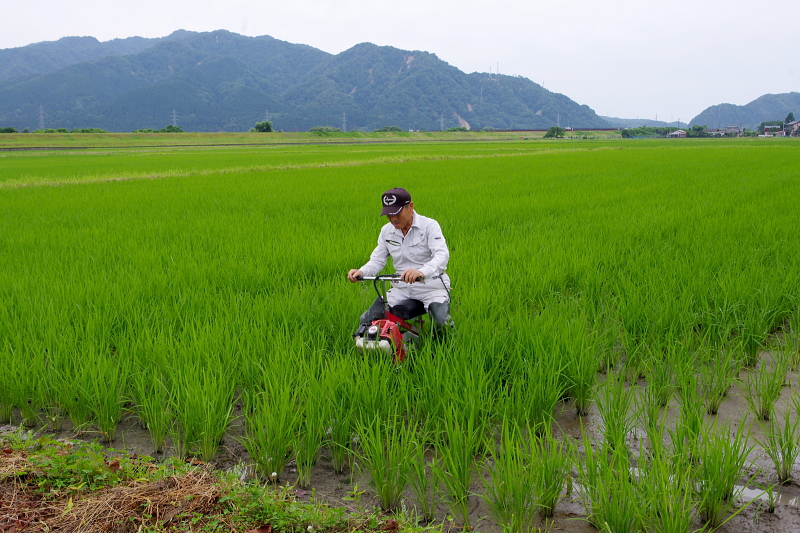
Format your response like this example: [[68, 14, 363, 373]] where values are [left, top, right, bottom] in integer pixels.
[[356, 274, 425, 283]]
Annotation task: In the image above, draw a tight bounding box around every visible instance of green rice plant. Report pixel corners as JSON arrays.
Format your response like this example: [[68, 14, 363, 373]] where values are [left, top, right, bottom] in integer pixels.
[[350, 356, 395, 423], [0, 338, 19, 424], [26, 348, 63, 431], [566, 340, 597, 416], [779, 326, 800, 371], [576, 430, 642, 533], [353, 411, 417, 511], [131, 369, 172, 454], [408, 426, 439, 523], [671, 366, 704, 461], [787, 310, 800, 370], [321, 359, 356, 474], [738, 304, 773, 368], [697, 343, 740, 415], [480, 419, 539, 533], [642, 348, 674, 408], [533, 426, 573, 518], [640, 348, 676, 430], [759, 481, 777, 514], [294, 376, 330, 489], [434, 399, 487, 530], [756, 396, 800, 484], [636, 447, 697, 533], [640, 401, 669, 463], [86, 350, 130, 443], [55, 358, 94, 432], [241, 386, 300, 482], [595, 371, 638, 454], [9, 343, 43, 428], [594, 315, 622, 374], [501, 354, 566, 437], [171, 364, 235, 461], [693, 421, 754, 529], [405, 344, 450, 432], [621, 335, 648, 382], [742, 355, 789, 421]]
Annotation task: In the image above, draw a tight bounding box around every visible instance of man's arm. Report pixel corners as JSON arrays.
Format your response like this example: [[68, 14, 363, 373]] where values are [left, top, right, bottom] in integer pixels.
[[417, 220, 449, 279], [356, 229, 390, 278]]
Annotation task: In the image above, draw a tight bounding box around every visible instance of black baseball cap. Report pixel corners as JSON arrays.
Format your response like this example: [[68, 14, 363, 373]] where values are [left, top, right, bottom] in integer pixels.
[[380, 187, 412, 216]]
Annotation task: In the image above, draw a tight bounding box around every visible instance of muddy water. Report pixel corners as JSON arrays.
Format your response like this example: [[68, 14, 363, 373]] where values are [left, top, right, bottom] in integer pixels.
[[5, 361, 800, 533]]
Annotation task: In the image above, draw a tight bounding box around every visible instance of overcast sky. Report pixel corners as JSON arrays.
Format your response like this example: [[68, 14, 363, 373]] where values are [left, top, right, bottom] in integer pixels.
[[3, 0, 798, 122]]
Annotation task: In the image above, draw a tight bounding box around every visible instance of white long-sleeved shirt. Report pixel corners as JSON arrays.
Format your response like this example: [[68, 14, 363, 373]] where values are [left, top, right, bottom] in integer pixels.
[[360, 212, 450, 284]]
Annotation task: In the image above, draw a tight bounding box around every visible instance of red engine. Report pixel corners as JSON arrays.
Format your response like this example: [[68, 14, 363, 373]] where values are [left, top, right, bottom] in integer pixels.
[[355, 319, 408, 362]]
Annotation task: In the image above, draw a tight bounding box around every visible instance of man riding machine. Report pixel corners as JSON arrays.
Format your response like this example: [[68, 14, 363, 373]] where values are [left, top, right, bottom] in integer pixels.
[[348, 187, 453, 361]]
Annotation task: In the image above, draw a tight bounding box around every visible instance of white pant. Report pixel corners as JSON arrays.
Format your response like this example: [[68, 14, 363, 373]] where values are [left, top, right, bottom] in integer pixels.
[[387, 276, 450, 311]]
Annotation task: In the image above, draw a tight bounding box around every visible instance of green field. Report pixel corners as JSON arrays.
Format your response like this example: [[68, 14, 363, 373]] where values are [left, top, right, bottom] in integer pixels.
[[2, 136, 800, 531]]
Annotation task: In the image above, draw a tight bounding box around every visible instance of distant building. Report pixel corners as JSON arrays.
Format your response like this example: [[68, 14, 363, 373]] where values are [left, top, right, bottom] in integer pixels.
[[667, 129, 686, 138], [764, 125, 784, 137], [706, 126, 742, 137], [724, 125, 742, 136], [786, 120, 800, 137]]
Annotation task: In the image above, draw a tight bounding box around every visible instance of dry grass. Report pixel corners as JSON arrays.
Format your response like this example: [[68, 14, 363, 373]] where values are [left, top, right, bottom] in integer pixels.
[[1, 449, 226, 533]]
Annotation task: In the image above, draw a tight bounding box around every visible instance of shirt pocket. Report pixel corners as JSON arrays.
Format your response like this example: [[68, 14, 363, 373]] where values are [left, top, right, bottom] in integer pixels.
[[405, 233, 430, 263]]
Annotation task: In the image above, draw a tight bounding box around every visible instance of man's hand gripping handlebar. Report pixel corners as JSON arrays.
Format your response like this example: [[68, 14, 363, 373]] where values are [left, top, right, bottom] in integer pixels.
[[348, 270, 425, 284]]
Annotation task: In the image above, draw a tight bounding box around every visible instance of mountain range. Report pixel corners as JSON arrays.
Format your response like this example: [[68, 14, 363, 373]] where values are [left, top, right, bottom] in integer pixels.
[[2, 31, 797, 133], [0, 30, 609, 132], [688, 92, 800, 130], [601, 117, 688, 129]]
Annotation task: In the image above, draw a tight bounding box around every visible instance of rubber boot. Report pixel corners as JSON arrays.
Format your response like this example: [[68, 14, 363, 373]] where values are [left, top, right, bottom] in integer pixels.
[[428, 301, 454, 342]]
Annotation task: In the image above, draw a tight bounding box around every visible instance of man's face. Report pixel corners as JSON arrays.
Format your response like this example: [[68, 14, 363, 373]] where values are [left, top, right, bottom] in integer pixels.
[[387, 202, 414, 232]]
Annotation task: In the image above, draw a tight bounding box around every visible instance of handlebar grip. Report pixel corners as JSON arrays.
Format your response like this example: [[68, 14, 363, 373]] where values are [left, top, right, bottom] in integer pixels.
[[356, 275, 364, 281]]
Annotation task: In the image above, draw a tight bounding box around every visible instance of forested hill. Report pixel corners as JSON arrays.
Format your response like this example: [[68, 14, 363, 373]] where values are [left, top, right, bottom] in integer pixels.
[[0, 30, 197, 87], [0, 30, 610, 132], [689, 92, 800, 129]]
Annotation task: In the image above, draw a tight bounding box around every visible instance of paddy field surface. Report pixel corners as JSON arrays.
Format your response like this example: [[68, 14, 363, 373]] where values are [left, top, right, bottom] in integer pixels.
[[2, 134, 800, 532]]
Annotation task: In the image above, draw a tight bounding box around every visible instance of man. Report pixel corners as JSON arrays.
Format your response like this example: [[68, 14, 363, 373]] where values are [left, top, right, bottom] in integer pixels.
[[348, 187, 453, 339]]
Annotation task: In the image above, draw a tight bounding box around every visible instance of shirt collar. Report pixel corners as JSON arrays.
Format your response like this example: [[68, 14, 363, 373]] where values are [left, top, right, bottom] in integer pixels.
[[388, 211, 420, 237]]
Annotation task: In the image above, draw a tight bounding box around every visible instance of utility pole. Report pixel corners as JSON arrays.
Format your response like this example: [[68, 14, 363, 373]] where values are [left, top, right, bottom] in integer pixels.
[[557, 113, 560, 128], [38, 105, 45, 130], [342, 112, 347, 132], [171, 109, 178, 128], [265, 109, 270, 122], [440, 113, 444, 131]]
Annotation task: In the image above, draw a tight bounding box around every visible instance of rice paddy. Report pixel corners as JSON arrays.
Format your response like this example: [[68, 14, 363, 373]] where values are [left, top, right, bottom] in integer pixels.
[[2, 135, 800, 532]]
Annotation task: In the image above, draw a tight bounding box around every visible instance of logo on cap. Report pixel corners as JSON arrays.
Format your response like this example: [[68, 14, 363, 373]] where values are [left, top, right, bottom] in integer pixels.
[[383, 195, 397, 206]]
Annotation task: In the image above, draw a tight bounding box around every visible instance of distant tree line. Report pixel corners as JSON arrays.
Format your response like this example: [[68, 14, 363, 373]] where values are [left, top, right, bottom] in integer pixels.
[[250, 121, 273, 132], [132, 125, 184, 133], [543, 126, 565, 138], [1, 127, 109, 133]]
